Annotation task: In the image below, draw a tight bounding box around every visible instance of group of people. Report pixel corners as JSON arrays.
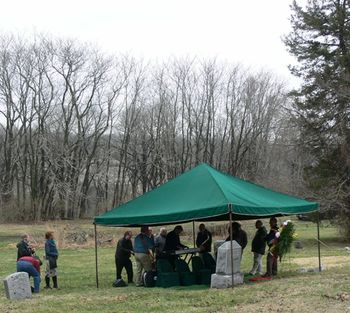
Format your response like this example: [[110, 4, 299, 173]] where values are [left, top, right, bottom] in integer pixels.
[[115, 218, 280, 286], [14, 218, 279, 292], [15, 231, 59, 293], [115, 223, 212, 286], [247, 217, 280, 278], [224, 217, 280, 277]]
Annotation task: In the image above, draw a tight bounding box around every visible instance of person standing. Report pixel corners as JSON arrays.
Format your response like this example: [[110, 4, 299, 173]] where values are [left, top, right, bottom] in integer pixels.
[[115, 231, 134, 283], [17, 255, 42, 293], [249, 220, 267, 275], [154, 228, 167, 257], [225, 222, 248, 253], [164, 225, 187, 251], [16, 234, 35, 260], [263, 217, 279, 277], [164, 225, 187, 267], [196, 223, 212, 253], [148, 227, 155, 240], [133, 226, 155, 286], [44, 231, 59, 289]]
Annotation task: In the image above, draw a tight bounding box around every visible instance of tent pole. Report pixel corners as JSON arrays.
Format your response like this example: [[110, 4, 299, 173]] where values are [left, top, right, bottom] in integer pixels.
[[192, 221, 196, 247], [317, 211, 321, 272], [94, 223, 99, 288], [229, 205, 234, 289]]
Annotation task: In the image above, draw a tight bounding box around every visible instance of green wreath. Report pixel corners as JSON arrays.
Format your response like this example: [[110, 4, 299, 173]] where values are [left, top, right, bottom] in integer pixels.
[[274, 221, 296, 261]]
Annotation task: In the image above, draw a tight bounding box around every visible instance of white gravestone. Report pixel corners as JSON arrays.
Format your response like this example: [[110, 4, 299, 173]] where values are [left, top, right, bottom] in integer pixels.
[[211, 240, 244, 288], [216, 240, 242, 274], [3, 272, 32, 300]]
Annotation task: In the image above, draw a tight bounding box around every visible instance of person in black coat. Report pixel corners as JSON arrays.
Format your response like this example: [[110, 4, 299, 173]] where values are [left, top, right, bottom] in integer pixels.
[[196, 223, 212, 253], [164, 225, 187, 251], [249, 220, 267, 275], [225, 222, 248, 253], [115, 231, 134, 283], [17, 234, 35, 260], [164, 225, 187, 267]]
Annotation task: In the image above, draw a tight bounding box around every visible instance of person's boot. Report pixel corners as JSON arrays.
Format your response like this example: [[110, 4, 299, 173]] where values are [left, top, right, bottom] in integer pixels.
[[45, 276, 52, 289], [52, 276, 58, 289]]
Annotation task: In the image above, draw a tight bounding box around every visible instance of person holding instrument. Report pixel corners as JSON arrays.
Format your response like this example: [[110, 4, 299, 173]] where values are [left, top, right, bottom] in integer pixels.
[[196, 223, 212, 253], [16, 234, 35, 260], [164, 225, 187, 267]]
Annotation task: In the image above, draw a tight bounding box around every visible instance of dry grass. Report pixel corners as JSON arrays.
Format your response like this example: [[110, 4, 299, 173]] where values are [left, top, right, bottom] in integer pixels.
[[1, 220, 350, 312], [293, 255, 350, 268]]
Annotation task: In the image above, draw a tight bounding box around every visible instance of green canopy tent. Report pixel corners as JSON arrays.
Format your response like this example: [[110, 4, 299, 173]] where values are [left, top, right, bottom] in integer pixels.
[[93, 163, 320, 287]]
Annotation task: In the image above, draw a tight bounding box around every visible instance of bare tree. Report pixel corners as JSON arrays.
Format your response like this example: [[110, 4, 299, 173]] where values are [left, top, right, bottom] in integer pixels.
[[0, 34, 301, 221]]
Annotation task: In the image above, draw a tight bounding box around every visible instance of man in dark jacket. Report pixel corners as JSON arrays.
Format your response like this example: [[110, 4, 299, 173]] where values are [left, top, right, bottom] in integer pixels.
[[17, 234, 34, 260], [115, 231, 134, 283], [249, 220, 267, 275], [196, 223, 212, 253], [164, 225, 187, 251], [164, 225, 187, 267]]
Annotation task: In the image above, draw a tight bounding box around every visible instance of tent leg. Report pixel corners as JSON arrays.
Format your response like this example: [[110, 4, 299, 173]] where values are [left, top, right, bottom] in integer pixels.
[[94, 223, 99, 288], [192, 221, 196, 247], [317, 212, 321, 272], [229, 208, 234, 289]]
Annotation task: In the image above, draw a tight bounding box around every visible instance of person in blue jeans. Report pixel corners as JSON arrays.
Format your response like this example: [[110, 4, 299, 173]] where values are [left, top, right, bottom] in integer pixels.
[[17, 256, 42, 293]]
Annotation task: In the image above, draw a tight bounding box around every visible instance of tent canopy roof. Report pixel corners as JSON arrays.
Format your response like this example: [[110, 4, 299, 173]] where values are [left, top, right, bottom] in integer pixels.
[[94, 163, 318, 226]]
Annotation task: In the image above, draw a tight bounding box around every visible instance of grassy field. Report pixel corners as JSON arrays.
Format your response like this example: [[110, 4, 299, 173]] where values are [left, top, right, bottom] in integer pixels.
[[0, 218, 349, 313]]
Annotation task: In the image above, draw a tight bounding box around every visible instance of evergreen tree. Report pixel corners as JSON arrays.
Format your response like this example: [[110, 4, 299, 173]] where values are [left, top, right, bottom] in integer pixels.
[[284, 0, 350, 237]]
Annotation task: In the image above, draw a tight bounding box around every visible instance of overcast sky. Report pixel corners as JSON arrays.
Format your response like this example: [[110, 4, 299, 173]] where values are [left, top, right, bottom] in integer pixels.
[[0, 0, 302, 86]]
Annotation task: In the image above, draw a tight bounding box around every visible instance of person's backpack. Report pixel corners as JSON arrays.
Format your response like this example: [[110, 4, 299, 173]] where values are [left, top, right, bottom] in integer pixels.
[[112, 278, 127, 287], [142, 271, 156, 287]]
